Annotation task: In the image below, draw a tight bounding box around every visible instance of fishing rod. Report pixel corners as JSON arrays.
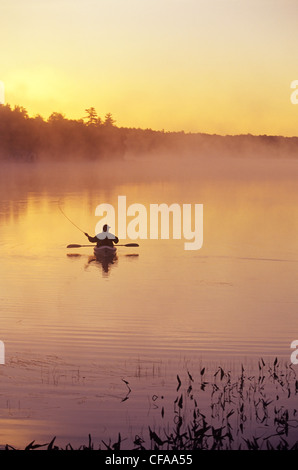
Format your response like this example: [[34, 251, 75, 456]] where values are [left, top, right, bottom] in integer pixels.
[[58, 202, 87, 235]]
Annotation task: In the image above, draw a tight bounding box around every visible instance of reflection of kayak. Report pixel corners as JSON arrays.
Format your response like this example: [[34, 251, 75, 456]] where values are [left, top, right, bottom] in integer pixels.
[[94, 246, 117, 258]]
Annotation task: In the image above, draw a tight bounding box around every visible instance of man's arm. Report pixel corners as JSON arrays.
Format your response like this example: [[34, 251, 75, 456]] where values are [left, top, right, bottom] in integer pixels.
[[85, 233, 98, 243]]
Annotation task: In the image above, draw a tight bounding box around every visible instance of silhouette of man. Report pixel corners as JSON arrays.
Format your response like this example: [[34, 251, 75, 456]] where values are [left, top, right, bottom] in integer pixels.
[[85, 224, 119, 247]]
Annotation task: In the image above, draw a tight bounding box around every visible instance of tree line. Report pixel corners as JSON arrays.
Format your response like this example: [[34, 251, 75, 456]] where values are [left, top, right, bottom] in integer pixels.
[[0, 103, 297, 162], [0, 104, 126, 161]]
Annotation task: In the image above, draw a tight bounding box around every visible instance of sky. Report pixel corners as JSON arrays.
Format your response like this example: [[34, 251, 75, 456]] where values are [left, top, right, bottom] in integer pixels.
[[1, 0, 298, 135]]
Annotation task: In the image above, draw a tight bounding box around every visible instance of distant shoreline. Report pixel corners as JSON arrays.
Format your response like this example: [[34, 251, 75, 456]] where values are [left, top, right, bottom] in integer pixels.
[[1, 103, 298, 162]]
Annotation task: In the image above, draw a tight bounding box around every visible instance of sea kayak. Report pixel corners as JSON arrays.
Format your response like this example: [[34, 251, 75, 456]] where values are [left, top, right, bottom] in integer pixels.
[[94, 245, 117, 258]]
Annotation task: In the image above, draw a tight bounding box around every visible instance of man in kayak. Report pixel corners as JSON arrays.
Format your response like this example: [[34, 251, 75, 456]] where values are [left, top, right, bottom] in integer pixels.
[[85, 224, 119, 247]]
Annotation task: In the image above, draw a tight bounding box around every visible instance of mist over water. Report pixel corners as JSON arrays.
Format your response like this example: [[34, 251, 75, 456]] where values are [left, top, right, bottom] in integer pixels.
[[0, 149, 298, 448]]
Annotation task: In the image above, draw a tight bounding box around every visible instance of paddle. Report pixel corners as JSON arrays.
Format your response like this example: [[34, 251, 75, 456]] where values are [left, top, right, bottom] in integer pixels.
[[67, 243, 139, 248]]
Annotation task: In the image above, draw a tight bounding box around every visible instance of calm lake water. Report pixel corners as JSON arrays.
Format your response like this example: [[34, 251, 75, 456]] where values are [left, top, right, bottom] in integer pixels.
[[0, 156, 297, 448]]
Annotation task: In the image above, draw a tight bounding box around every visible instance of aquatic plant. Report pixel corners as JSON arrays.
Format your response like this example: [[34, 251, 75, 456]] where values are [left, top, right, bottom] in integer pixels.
[[3, 360, 298, 450]]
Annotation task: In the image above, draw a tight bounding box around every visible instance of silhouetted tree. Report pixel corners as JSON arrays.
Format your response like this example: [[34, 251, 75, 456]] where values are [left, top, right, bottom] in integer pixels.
[[48, 112, 65, 123], [104, 112, 116, 127], [33, 114, 45, 122], [84, 107, 98, 126], [13, 105, 29, 119]]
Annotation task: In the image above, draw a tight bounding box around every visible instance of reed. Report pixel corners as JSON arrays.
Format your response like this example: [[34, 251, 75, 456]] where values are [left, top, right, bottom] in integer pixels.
[[3, 359, 298, 450]]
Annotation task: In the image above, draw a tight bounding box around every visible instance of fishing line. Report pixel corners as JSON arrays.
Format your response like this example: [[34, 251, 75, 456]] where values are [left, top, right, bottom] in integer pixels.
[[58, 200, 86, 234]]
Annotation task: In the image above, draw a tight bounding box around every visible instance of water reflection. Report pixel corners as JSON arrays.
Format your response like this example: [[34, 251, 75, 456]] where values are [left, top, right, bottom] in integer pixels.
[[66, 250, 139, 277], [87, 253, 139, 277], [88, 253, 118, 277], [66, 251, 119, 277]]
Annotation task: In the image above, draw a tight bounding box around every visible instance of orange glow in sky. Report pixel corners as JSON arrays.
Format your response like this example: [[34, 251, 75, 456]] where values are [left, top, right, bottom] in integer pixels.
[[1, 0, 298, 135]]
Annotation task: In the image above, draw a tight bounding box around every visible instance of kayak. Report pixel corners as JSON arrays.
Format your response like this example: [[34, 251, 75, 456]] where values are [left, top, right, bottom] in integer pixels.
[[94, 246, 117, 258], [94, 245, 117, 258]]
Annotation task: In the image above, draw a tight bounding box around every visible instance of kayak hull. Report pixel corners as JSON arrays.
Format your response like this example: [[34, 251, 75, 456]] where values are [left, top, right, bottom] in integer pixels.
[[94, 246, 117, 258]]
